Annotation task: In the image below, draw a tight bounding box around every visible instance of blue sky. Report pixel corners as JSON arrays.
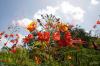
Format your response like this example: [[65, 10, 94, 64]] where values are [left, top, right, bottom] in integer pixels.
[[0, 0, 100, 31], [0, 0, 100, 49]]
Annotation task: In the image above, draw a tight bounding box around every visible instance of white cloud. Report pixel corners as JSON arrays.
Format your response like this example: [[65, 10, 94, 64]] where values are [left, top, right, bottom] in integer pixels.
[[17, 18, 33, 27], [91, 0, 99, 5], [34, 1, 85, 23], [34, 6, 59, 19], [60, 1, 85, 22], [12, 18, 33, 27]]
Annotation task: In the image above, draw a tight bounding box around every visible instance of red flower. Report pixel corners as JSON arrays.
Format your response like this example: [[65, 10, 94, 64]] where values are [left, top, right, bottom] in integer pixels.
[[37, 32, 44, 41], [10, 49, 16, 53], [16, 34, 19, 39], [44, 32, 50, 41], [16, 34, 19, 36], [10, 40, 15, 44], [4, 42, 7, 46], [10, 47, 16, 53], [28, 34, 34, 39], [10, 39, 18, 44], [23, 37, 30, 43], [57, 32, 72, 47], [37, 32, 50, 41], [5, 34, 8, 38], [52, 32, 60, 41], [96, 20, 100, 24], [10, 34, 14, 38], [58, 39, 67, 47], [15, 39, 18, 44], [64, 31, 72, 45], [0, 35, 2, 39]]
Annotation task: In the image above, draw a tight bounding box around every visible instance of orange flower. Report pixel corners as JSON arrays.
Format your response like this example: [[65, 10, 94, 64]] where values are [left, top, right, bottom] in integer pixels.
[[59, 24, 68, 32], [67, 55, 72, 60], [27, 22, 37, 32], [52, 32, 60, 41], [0, 60, 8, 63], [34, 56, 41, 64], [0, 32, 4, 35], [0, 32, 4, 39], [57, 23, 68, 32]]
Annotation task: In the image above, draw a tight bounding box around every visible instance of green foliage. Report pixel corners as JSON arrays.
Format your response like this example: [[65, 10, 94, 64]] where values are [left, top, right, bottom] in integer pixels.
[[0, 48, 36, 66], [71, 27, 92, 41], [95, 38, 100, 44], [0, 46, 100, 66]]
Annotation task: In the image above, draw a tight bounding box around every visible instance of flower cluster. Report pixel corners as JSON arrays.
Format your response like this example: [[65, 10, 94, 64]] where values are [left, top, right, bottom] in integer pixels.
[[0, 32, 19, 45], [37, 31, 50, 41], [23, 34, 34, 43], [0, 32, 20, 53], [23, 14, 73, 47], [1, 14, 100, 65]]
